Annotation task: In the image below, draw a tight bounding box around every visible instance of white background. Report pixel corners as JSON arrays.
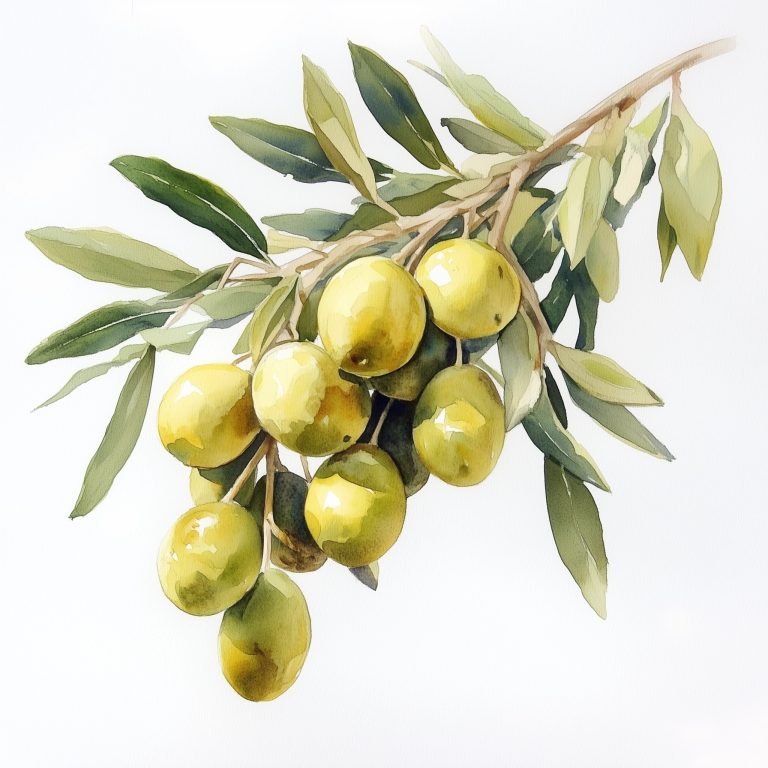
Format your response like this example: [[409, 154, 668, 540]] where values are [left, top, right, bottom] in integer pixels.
[[2, 1, 767, 765]]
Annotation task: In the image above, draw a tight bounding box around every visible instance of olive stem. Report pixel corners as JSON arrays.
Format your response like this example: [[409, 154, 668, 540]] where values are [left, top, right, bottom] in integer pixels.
[[261, 439, 277, 573], [221, 436, 270, 504], [454, 336, 463, 367], [300, 454, 312, 483], [369, 400, 393, 446]]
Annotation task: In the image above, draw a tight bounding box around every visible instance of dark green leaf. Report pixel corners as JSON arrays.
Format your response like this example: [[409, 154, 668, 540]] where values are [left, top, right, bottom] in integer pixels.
[[70, 347, 156, 518], [571, 263, 599, 351], [523, 386, 609, 491], [161, 264, 228, 301], [350, 43, 455, 172], [26, 300, 174, 365], [544, 366, 568, 428], [522, 144, 580, 189], [541, 255, 574, 331], [262, 209, 352, 241], [563, 373, 673, 461], [110, 155, 270, 261], [657, 198, 678, 280], [440, 117, 524, 155], [544, 458, 608, 618], [25, 227, 199, 291], [210, 116, 391, 184], [34, 343, 147, 410]]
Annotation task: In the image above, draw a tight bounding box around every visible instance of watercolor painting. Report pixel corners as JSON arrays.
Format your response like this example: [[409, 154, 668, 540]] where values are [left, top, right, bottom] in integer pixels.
[[5, 1, 767, 765]]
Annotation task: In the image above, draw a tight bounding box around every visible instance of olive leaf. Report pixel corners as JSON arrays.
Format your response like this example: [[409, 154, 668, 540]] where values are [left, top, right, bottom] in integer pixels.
[[421, 28, 548, 149], [141, 320, 212, 355], [248, 276, 298, 361], [25, 227, 199, 291], [70, 346, 156, 518], [498, 312, 542, 430], [266, 230, 321, 255], [544, 458, 608, 619], [110, 155, 270, 261], [551, 341, 661, 406], [159, 265, 227, 302], [302, 56, 385, 208], [604, 98, 669, 228], [503, 189, 552, 247], [349, 43, 456, 173], [34, 343, 147, 410], [658, 94, 722, 279], [440, 117, 525, 155], [350, 561, 379, 591], [195, 280, 280, 321], [584, 218, 619, 302], [545, 366, 568, 428], [26, 299, 174, 365], [557, 154, 614, 267], [571, 262, 599, 351], [514, 195, 563, 282], [540, 255, 574, 331], [562, 373, 673, 461], [657, 202, 677, 280], [262, 209, 353, 241], [210, 116, 391, 184], [523, 385, 610, 491]]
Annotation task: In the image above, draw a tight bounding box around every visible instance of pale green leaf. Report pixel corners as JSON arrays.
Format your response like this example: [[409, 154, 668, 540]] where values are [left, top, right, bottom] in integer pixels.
[[557, 154, 614, 266], [248, 276, 298, 361], [658, 95, 722, 279], [657, 199, 677, 280], [563, 373, 673, 461], [498, 312, 542, 430], [25, 227, 199, 290], [302, 56, 383, 206], [141, 320, 211, 354], [585, 218, 619, 302], [421, 28, 549, 149], [544, 458, 608, 619], [262, 209, 352, 241], [70, 346, 156, 518], [551, 342, 661, 406], [523, 386, 610, 491], [440, 117, 525, 155], [503, 189, 551, 248], [34, 343, 147, 410], [195, 280, 279, 321]]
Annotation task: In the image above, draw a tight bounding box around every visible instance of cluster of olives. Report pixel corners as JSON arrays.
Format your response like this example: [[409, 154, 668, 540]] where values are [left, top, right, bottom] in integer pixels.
[[155, 237, 522, 701]]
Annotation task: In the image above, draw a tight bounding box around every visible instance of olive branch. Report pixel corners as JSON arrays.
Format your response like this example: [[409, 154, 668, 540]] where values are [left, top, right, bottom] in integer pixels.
[[26, 31, 732, 619]]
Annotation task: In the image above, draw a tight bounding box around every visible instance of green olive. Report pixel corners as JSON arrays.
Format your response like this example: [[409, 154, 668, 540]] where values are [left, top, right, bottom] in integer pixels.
[[219, 569, 311, 701], [304, 444, 406, 567], [157, 502, 262, 616], [413, 365, 505, 486]]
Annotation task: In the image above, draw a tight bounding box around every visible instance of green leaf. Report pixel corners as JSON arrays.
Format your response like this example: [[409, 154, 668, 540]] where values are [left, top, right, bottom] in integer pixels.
[[25, 227, 199, 291], [658, 95, 722, 280], [195, 280, 279, 321], [557, 154, 614, 267], [110, 155, 270, 261], [604, 98, 669, 228], [563, 373, 673, 461], [262, 209, 352, 241], [544, 366, 568, 428], [422, 28, 548, 149], [162, 264, 228, 301], [349, 43, 456, 173], [141, 320, 211, 355], [523, 386, 609, 491], [302, 56, 384, 206], [248, 276, 298, 361], [498, 312, 542, 430], [514, 195, 563, 282], [544, 458, 608, 619], [571, 262, 599, 351], [551, 341, 661, 406], [503, 189, 552, 247], [522, 144, 580, 189], [440, 117, 524, 155], [350, 561, 379, 591], [585, 218, 619, 302], [657, 200, 678, 280], [70, 346, 156, 518], [26, 300, 174, 365], [209, 116, 391, 184], [540, 255, 573, 331], [34, 343, 147, 410]]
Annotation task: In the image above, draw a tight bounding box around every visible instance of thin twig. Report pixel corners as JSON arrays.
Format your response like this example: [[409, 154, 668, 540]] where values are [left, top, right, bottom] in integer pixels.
[[300, 455, 312, 483], [261, 439, 276, 572], [221, 437, 269, 504], [369, 400, 393, 446]]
